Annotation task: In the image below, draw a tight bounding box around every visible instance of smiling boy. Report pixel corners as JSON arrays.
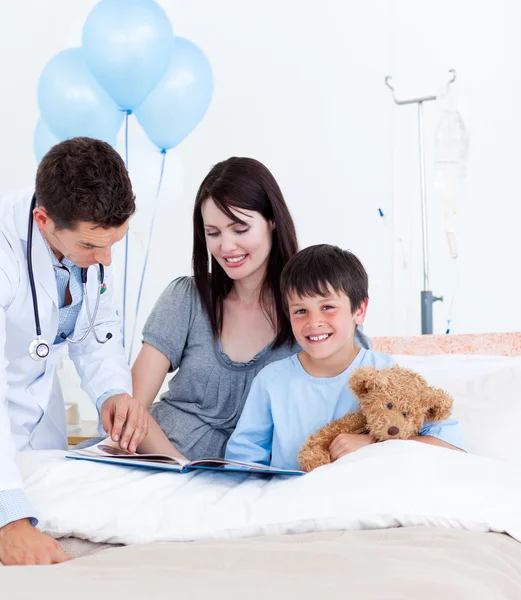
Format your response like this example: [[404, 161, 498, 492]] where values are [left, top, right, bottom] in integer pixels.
[[225, 244, 465, 470]]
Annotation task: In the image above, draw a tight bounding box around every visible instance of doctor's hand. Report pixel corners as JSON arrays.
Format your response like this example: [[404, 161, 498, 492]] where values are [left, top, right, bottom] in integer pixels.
[[329, 433, 375, 462], [0, 519, 71, 566], [100, 393, 149, 453]]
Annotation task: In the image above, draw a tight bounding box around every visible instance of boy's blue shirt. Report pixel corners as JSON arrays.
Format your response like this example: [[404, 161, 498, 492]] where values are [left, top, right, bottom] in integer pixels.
[[225, 349, 465, 470]]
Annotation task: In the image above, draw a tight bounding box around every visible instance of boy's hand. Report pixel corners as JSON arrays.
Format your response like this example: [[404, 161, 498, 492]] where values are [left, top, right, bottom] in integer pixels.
[[329, 433, 375, 462]]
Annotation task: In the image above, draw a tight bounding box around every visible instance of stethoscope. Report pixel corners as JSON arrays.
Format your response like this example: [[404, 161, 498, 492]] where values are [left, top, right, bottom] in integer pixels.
[[27, 194, 112, 361]]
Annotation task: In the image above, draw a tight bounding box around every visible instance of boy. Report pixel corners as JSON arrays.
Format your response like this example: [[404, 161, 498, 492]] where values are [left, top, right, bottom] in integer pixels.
[[225, 244, 465, 470]]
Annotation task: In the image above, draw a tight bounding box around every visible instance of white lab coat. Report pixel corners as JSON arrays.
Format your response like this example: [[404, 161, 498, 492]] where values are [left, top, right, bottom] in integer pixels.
[[0, 189, 132, 494]]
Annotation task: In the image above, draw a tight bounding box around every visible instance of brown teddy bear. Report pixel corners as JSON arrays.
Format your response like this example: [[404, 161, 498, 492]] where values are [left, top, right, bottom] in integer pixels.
[[297, 365, 454, 472]]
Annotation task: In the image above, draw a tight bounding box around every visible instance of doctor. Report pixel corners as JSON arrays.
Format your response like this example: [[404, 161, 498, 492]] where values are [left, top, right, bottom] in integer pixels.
[[0, 137, 149, 565]]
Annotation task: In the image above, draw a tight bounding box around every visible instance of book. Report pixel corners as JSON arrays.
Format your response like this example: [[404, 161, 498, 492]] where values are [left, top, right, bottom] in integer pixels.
[[66, 440, 304, 476]]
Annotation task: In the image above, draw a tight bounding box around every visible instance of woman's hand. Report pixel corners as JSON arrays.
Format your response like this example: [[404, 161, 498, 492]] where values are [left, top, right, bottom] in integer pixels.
[[329, 433, 375, 462], [136, 417, 187, 461]]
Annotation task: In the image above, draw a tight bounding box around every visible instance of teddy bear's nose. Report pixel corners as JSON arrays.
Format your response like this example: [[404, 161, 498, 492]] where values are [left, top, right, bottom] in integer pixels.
[[387, 426, 399, 436]]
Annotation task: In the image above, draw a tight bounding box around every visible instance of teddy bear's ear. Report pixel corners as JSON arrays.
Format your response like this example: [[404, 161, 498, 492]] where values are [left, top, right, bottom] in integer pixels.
[[349, 366, 381, 399], [424, 388, 453, 422]]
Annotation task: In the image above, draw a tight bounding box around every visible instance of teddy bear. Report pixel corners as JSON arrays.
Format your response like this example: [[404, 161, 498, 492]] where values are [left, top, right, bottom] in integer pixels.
[[297, 364, 454, 472]]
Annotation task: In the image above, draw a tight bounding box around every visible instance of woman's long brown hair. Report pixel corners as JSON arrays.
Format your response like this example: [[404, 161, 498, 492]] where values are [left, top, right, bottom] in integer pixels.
[[192, 157, 298, 348]]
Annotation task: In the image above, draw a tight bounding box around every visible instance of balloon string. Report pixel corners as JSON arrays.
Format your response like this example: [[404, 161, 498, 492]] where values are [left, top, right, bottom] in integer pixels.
[[122, 110, 130, 350], [128, 149, 167, 363], [125, 111, 130, 168]]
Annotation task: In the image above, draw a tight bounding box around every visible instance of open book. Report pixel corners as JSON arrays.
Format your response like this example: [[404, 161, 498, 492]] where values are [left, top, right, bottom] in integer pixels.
[[66, 440, 304, 476]]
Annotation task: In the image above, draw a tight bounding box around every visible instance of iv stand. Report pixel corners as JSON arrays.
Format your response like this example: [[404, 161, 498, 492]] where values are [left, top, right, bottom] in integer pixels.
[[384, 69, 456, 334]]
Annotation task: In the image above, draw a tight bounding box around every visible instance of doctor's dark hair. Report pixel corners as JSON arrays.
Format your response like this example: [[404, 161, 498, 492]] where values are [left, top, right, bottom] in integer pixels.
[[192, 157, 299, 348], [280, 244, 369, 314], [35, 137, 135, 230]]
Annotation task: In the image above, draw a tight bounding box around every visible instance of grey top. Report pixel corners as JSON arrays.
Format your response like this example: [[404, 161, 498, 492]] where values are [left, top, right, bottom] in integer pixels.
[[144, 276, 371, 460]]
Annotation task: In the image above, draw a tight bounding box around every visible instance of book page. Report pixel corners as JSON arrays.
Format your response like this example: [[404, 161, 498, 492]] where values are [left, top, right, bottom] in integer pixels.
[[71, 439, 189, 466]]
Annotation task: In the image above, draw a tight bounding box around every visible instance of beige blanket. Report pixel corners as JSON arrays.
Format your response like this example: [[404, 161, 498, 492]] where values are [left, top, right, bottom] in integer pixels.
[[2, 527, 521, 599]]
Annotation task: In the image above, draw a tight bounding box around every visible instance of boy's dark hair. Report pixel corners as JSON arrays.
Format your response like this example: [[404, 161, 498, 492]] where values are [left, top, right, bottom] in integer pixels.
[[280, 244, 368, 313], [35, 137, 136, 230]]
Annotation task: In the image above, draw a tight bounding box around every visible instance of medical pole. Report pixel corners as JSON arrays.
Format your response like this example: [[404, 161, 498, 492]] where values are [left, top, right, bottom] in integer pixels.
[[384, 71, 456, 334]]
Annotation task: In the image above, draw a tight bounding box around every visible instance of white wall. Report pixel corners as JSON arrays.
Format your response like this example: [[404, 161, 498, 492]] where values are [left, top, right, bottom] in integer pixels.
[[1, 0, 520, 420]]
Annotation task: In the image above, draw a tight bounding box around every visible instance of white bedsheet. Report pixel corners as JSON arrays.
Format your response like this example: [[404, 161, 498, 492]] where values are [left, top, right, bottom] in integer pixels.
[[17, 441, 521, 545]]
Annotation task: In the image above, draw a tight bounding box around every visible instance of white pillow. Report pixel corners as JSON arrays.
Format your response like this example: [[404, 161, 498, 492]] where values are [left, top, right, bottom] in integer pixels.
[[392, 354, 521, 463]]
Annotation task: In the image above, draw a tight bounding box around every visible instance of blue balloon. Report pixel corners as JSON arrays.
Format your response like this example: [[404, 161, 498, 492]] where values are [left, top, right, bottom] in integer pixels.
[[82, 0, 174, 110], [34, 118, 60, 163], [135, 38, 213, 150], [37, 48, 123, 145]]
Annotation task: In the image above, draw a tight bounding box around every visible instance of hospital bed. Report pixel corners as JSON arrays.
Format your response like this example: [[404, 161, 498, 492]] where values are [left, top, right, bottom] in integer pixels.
[[2, 332, 521, 599]]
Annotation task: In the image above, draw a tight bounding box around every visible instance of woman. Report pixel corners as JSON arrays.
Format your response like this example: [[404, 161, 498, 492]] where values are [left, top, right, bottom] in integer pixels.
[[133, 157, 370, 460]]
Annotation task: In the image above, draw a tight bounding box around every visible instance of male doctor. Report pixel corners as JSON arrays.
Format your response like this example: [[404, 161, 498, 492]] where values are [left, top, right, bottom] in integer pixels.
[[0, 138, 149, 565]]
